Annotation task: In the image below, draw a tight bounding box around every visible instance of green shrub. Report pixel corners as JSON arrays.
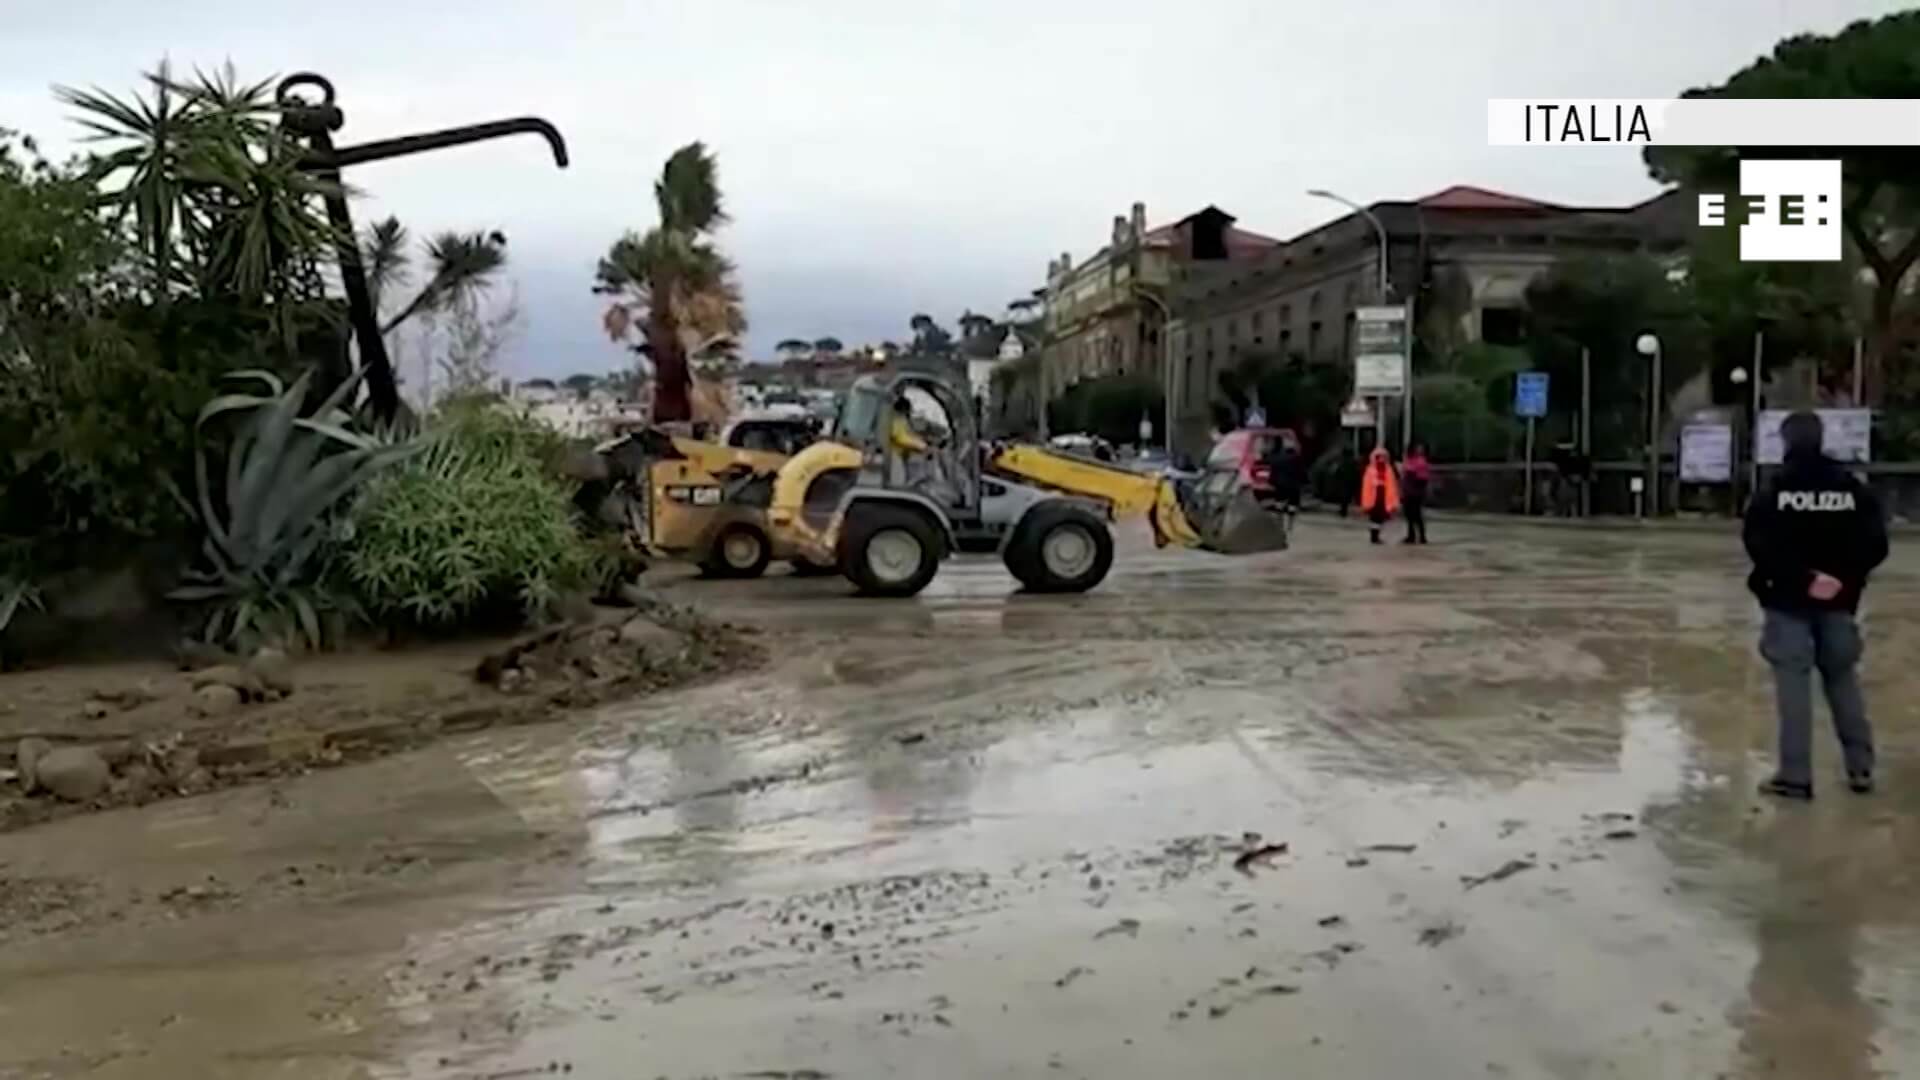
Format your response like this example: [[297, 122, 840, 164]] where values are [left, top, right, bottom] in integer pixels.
[[344, 407, 606, 627]]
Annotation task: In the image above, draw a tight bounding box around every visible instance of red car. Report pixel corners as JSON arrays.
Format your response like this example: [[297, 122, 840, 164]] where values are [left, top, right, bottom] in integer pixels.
[[1207, 427, 1301, 499]]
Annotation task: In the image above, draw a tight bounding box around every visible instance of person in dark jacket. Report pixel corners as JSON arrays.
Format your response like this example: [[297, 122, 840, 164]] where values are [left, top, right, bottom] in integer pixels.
[[1265, 439, 1305, 523], [1743, 411, 1890, 800], [1401, 441, 1432, 544]]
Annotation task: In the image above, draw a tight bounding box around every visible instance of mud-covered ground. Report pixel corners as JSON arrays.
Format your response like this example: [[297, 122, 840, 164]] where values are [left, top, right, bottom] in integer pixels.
[[3, 516, 1918, 1079]]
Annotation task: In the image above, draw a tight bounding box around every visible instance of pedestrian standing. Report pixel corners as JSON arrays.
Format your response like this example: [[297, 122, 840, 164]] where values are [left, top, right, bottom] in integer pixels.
[[1334, 446, 1360, 518], [1401, 442, 1431, 544], [1266, 438, 1305, 527], [1358, 446, 1400, 545], [1744, 411, 1889, 800]]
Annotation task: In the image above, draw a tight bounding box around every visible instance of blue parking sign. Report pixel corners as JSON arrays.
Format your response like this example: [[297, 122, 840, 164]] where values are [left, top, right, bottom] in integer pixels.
[[1515, 372, 1549, 419]]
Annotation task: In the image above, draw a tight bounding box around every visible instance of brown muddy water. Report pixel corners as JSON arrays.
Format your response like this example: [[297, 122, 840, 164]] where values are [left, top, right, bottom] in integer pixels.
[[3, 516, 1918, 1079]]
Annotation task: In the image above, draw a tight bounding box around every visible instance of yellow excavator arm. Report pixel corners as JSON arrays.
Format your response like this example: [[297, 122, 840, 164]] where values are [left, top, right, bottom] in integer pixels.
[[985, 445, 1205, 549]]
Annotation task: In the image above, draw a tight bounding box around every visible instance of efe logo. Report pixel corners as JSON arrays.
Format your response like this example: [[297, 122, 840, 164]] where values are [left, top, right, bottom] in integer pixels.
[[1696, 160, 1842, 263]]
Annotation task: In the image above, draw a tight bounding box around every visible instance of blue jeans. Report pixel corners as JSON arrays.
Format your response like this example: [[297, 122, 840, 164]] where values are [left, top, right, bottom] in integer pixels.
[[1760, 609, 1874, 785]]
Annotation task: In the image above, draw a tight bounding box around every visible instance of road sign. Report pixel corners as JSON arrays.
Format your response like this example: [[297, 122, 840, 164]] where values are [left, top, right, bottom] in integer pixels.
[[1754, 408, 1871, 464], [1245, 405, 1267, 428], [1340, 399, 1376, 428], [1514, 372, 1549, 419], [1680, 424, 1734, 483], [1353, 306, 1408, 397]]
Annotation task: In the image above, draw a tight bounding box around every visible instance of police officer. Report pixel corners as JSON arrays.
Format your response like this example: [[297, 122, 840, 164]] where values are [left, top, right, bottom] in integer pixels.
[[1743, 411, 1889, 800]]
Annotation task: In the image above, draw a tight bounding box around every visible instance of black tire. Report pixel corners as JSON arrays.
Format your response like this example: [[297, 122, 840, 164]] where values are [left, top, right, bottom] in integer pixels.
[[702, 523, 771, 579], [1004, 503, 1113, 594], [839, 503, 943, 597]]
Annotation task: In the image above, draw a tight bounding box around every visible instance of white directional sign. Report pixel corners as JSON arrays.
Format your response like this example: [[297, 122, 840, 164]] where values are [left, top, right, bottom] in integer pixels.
[[1353, 306, 1409, 397]]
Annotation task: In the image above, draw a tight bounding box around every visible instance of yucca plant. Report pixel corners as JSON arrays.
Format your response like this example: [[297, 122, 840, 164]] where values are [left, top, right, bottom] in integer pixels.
[[169, 368, 411, 650]]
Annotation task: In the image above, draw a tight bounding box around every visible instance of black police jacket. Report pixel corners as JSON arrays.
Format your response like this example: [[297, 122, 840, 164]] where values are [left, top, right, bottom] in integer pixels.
[[1742, 452, 1889, 613]]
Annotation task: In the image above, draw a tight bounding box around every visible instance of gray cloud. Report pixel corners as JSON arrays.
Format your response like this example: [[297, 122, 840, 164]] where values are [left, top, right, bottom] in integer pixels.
[[3, 0, 1907, 378]]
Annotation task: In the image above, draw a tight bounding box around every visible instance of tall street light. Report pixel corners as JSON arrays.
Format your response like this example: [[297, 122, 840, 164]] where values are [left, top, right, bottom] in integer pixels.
[[1306, 188, 1389, 302], [1636, 332, 1664, 516], [1309, 187, 1403, 450]]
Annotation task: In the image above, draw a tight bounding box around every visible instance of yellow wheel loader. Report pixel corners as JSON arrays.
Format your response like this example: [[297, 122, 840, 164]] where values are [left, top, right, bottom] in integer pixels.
[[762, 368, 1289, 597], [596, 413, 827, 579]]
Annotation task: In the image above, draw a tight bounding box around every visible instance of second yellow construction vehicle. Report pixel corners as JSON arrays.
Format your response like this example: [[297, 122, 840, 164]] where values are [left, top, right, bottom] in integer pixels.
[[763, 367, 1289, 597]]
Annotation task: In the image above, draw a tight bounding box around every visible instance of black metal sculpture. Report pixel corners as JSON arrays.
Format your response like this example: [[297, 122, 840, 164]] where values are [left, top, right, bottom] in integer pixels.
[[276, 73, 568, 420]]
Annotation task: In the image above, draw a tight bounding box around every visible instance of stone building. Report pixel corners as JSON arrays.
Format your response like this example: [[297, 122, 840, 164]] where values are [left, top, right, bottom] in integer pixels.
[[1162, 185, 1688, 451], [1037, 204, 1278, 427]]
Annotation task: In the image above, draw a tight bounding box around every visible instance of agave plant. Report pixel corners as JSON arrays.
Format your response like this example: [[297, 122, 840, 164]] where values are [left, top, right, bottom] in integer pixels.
[[169, 369, 411, 650]]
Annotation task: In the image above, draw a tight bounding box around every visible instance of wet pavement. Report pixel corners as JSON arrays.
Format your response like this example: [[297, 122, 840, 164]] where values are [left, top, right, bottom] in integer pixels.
[[4, 517, 1920, 1079]]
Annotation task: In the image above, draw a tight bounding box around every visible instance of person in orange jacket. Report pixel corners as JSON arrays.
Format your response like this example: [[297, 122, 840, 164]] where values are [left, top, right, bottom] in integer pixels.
[[1359, 446, 1401, 544]]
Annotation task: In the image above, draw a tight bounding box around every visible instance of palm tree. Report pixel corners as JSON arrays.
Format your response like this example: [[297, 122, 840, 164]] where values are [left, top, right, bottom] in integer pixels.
[[594, 142, 745, 423], [376, 228, 508, 335], [59, 63, 338, 319], [813, 336, 844, 357]]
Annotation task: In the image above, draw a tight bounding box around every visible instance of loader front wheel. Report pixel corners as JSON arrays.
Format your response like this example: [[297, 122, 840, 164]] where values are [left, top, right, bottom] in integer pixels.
[[841, 504, 942, 597], [1005, 504, 1113, 594], [702, 523, 771, 579]]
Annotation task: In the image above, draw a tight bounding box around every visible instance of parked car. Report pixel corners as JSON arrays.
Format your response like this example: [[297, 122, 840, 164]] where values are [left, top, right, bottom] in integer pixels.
[[1207, 427, 1300, 501]]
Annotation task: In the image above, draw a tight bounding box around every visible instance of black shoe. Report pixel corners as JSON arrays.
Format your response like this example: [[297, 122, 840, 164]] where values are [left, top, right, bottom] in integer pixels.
[[1848, 771, 1874, 795], [1759, 777, 1814, 801]]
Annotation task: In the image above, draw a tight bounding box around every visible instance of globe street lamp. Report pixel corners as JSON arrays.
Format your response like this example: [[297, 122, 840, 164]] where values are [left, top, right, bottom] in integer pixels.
[[1637, 333, 1663, 516]]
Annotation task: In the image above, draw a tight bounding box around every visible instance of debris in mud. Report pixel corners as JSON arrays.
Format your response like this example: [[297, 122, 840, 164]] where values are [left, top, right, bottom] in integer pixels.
[[1094, 918, 1140, 940], [894, 732, 927, 746], [1233, 842, 1289, 875], [2, 604, 760, 834], [1317, 915, 1346, 928], [1461, 859, 1535, 890], [1418, 921, 1464, 947], [1603, 829, 1639, 841], [1308, 942, 1364, 969], [1054, 965, 1093, 988], [1364, 843, 1418, 854], [1345, 857, 1370, 868]]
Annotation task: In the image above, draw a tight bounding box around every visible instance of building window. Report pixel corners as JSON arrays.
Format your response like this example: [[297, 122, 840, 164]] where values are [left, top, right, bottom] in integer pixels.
[[1228, 319, 1240, 341], [1279, 304, 1292, 326], [1279, 329, 1293, 357], [1343, 283, 1357, 310], [1307, 290, 1321, 312]]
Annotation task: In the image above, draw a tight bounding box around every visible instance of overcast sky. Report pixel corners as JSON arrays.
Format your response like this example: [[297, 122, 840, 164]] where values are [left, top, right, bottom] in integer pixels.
[[2, 0, 1908, 380]]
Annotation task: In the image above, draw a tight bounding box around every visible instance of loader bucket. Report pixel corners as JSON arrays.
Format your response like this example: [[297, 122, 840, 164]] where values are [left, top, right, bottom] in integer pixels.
[[1204, 487, 1291, 554]]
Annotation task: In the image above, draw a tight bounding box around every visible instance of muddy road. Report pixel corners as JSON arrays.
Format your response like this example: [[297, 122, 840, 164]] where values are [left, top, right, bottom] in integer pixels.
[[4, 517, 1919, 1079]]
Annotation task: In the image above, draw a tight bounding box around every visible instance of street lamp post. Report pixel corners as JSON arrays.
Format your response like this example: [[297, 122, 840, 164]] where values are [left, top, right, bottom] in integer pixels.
[[1636, 333, 1663, 516], [1309, 188, 1406, 452]]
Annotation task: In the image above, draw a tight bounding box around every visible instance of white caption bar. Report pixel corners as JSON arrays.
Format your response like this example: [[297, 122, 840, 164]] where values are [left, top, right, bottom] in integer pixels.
[[1488, 99, 1920, 146]]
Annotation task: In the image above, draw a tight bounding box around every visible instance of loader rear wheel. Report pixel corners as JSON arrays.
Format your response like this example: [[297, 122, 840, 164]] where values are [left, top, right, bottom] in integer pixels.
[[1005, 504, 1113, 594], [841, 504, 942, 597], [702, 523, 771, 579]]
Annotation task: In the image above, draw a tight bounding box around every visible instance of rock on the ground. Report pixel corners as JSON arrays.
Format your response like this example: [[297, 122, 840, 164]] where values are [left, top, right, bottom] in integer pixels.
[[15, 737, 52, 792], [96, 680, 160, 711], [191, 664, 264, 700], [190, 683, 245, 717], [248, 647, 295, 696], [620, 615, 687, 657], [81, 700, 111, 720], [33, 746, 110, 802]]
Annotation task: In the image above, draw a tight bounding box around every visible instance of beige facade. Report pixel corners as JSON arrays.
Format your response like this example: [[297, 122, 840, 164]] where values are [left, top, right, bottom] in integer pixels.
[[1163, 186, 1688, 451], [1036, 204, 1277, 429]]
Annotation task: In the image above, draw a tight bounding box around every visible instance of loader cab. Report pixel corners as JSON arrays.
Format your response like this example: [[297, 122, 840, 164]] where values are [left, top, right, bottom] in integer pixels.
[[842, 371, 981, 518]]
